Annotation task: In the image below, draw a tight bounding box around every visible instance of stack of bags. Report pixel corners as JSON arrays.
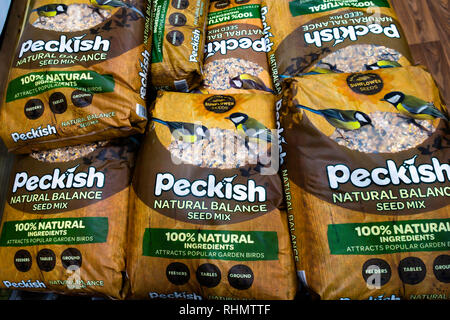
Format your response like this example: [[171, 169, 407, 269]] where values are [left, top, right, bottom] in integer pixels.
[[0, 0, 447, 301]]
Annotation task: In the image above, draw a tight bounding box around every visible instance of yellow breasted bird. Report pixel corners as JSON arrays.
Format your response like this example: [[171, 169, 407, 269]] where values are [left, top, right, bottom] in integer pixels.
[[230, 74, 274, 93], [90, 0, 144, 18], [296, 105, 373, 131], [225, 113, 272, 144], [381, 91, 449, 121], [304, 62, 342, 75], [152, 118, 210, 143], [32, 4, 68, 17], [365, 60, 401, 70]]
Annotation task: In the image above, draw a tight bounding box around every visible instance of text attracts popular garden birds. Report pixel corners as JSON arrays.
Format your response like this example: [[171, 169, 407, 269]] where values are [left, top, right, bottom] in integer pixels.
[[296, 105, 373, 131], [152, 118, 210, 143], [90, 0, 144, 17], [381, 91, 449, 121]]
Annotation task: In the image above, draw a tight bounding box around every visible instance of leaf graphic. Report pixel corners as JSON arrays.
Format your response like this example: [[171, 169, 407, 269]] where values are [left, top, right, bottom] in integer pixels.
[[403, 155, 418, 166], [222, 174, 238, 184], [65, 164, 80, 174]]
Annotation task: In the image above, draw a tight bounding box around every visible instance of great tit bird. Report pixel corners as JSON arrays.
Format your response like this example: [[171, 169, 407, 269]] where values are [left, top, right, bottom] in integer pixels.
[[32, 4, 68, 18], [304, 62, 342, 75], [279, 63, 341, 78], [190, 87, 209, 94], [225, 113, 272, 144], [381, 91, 449, 121], [152, 118, 210, 143], [365, 60, 401, 70], [229, 74, 274, 93], [296, 105, 373, 131], [90, 0, 144, 18]]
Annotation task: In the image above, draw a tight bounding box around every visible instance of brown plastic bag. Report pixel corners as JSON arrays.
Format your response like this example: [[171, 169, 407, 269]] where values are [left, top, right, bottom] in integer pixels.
[[0, 0, 151, 154], [0, 139, 138, 299], [261, 0, 413, 94], [280, 65, 450, 300], [150, 0, 208, 92], [127, 92, 297, 300], [201, 0, 273, 94]]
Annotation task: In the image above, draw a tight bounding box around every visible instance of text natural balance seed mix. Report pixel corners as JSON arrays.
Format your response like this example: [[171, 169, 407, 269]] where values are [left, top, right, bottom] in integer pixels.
[[280, 66, 450, 300], [127, 92, 297, 300], [150, 0, 208, 92], [202, 0, 273, 94], [261, 0, 413, 94], [0, 140, 138, 299], [0, 0, 152, 154]]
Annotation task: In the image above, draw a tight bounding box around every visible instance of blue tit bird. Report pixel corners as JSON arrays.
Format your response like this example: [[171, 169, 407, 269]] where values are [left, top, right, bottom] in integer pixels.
[[365, 60, 401, 70], [32, 4, 68, 18], [229, 74, 274, 93], [296, 105, 373, 131], [152, 118, 210, 143], [90, 0, 144, 18], [381, 91, 449, 121], [225, 113, 273, 145]]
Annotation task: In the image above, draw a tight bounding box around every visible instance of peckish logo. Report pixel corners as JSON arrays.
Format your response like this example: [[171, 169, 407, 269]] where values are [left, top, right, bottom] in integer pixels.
[[304, 23, 401, 48], [327, 155, 450, 190], [11, 125, 57, 143], [18, 34, 111, 58], [12, 165, 105, 193], [154, 173, 267, 203], [205, 36, 267, 59]]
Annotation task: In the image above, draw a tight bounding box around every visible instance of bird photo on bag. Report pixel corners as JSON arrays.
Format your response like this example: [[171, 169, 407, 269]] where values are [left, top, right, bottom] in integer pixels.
[[152, 118, 210, 143], [381, 91, 449, 121], [296, 105, 373, 132], [226, 112, 273, 164], [304, 62, 343, 75], [225, 112, 273, 144], [90, 0, 144, 18], [32, 4, 68, 22], [229, 74, 274, 93], [365, 60, 402, 70]]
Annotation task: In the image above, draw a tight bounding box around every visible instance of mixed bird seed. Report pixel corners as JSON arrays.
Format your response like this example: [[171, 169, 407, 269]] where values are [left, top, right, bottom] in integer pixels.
[[204, 58, 264, 91], [330, 111, 435, 153], [168, 128, 271, 169], [315, 44, 402, 73], [33, 4, 111, 32], [30, 142, 108, 163]]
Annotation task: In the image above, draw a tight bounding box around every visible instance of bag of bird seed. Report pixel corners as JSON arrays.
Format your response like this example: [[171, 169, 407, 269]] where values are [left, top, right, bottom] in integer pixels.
[[261, 0, 413, 94], [201, 0, 273, 94], [150, 0, 208, 92], [0, 139, 138, 299], [0, 0, 151, 154], [127, 92, 298, 300], [279, 65, 450, 300]]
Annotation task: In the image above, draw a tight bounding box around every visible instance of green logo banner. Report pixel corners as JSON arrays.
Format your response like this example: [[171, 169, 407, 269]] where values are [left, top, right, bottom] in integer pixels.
[[143, 228, 279, 261], [151, 0, 170, 63], [289, 0, 391, 16], [208, 4, 261, 26], [6, 71, 115, 102], [328, 218, 450, 255], [0, 217, 109, 246]]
